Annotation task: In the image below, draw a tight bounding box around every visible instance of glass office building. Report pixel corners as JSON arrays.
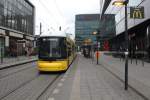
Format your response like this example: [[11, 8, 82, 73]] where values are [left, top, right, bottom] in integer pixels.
[[75, 14, 116, 50], [0, 0, 35, 56], [0, 0, 34, 34], [75, 14, 99, 46]]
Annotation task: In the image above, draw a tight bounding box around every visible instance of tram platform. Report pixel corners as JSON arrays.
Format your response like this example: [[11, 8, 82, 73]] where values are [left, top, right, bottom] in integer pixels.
[[99, 52, 150, 99], [47, 53, 145, 100]]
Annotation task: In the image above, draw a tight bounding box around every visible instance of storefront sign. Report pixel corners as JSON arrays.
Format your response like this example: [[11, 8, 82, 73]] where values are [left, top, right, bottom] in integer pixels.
[[9, 32, 23, 38], [130, 7, 144, 19]]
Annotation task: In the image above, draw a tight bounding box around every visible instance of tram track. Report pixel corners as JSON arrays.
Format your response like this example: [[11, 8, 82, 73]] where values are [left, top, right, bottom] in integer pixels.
[[0, 66, 39, 100], [1, 73, 62, 100], [0, 73, 40, 100], [0, 55, 76, 100], [0, 62, 62, 100], [36, 74, 61, 100], [0, 62, 36, 79], [0, 60, 63, 100]]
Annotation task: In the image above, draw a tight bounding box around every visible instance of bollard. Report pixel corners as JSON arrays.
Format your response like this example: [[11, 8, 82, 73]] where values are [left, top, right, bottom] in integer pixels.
[[96, 51, 99, 64], [120, 52, 122, 61], [142, 58, 144, 66], [136, 54, 138, 65], [131, 52, 132, 64], [1, 48, 3, 63], [142, 52, 144, 66]]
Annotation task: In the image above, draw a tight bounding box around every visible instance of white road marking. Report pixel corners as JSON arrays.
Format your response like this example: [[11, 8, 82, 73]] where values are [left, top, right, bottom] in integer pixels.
[[57, 83, 63, 87], [48, 97, 55, 100], [61, 78, 65, 82], [52, 88, 60, 94]]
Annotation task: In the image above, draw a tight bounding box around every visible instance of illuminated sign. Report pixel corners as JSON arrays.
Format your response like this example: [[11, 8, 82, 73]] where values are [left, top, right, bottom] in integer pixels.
[[130, 7, 144, 19]]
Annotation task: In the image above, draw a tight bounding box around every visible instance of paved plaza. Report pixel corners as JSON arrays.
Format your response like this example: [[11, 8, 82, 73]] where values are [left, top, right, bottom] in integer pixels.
[[47, 54, 146, 100]]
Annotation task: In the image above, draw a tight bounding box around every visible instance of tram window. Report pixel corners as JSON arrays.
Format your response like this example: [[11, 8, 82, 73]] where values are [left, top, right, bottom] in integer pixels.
[[61, 39, 67, 57], [38, 37, 68, 59], [39, 38, 61, 58]]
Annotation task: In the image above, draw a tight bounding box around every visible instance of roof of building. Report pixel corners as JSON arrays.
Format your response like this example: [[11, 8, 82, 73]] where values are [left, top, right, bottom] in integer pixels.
[[40, 31, 66, 37]]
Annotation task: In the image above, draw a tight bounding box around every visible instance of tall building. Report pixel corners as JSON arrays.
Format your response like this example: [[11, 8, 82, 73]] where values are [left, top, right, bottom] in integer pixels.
[[101, 0, 150, 43], [100, 0, 150, 58], [75, 14, 116, 50], [100, 0, 150, 35], [0, 0, 35, 57]]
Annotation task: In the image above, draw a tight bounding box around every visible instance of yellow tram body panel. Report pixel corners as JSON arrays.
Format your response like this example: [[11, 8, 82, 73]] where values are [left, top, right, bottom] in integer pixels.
[[38, 60, 68, 71]]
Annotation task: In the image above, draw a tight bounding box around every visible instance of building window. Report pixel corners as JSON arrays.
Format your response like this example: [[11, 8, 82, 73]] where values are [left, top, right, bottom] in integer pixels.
[[0, 0, 34, 35], [129, 0, 142, 6]]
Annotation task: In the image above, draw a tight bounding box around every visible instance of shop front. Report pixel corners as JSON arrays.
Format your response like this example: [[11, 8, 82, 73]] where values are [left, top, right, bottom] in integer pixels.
[[25, 35, 35, 56], [8, 31, 24, 57]]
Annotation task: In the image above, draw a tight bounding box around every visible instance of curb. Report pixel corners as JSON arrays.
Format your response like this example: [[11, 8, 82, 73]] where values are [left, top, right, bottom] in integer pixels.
[[99, 57, 149, 100], [0, 59, 37, 70]]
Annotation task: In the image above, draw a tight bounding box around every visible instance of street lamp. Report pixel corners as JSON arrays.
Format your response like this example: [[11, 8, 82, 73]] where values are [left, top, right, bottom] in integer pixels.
[[113, 0, 129, 90], [92, 30, 100, 64], [92, 31, 97, 35], [112, 0, 126, 6]]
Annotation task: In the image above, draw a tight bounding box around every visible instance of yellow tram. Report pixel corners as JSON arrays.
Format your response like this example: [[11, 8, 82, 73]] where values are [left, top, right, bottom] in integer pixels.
[[37, 35, 76, 72]]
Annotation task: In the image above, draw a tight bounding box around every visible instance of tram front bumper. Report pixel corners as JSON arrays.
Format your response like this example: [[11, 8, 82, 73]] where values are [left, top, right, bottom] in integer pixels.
[[37, 61, 68, 71]]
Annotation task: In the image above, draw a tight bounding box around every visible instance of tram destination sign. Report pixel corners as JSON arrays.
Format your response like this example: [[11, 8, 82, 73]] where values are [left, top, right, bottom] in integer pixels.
[[130, 6, 144, 19]]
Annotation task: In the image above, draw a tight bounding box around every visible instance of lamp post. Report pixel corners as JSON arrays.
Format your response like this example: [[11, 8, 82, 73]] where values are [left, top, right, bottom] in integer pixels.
[[92, 30, 100, 64], [124, 0, 129, 90], [113, 0, 129, 90]]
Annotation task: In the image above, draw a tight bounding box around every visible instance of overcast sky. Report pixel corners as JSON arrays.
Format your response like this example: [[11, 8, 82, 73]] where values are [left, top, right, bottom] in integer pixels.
[[29, 0, 100, 38]]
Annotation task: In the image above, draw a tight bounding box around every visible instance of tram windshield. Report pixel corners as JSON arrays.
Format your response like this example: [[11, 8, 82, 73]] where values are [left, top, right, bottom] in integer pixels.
[[38, 37, 67, 60]]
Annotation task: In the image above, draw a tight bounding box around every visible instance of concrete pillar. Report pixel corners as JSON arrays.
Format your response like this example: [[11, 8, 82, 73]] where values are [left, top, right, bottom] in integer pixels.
[[5, 36, 9, 47]]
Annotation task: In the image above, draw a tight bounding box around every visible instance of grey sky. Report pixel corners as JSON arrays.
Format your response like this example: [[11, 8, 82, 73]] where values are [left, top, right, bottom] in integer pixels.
[[29, 0, 100, 38]]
